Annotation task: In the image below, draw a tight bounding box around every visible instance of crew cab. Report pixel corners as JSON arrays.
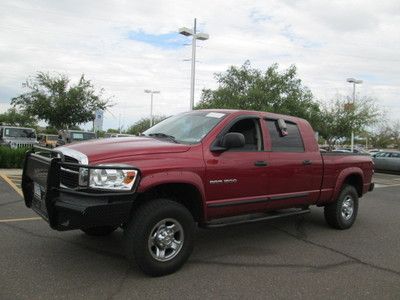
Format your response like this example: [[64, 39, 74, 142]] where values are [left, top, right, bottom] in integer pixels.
[[21, 109, 374, 276]]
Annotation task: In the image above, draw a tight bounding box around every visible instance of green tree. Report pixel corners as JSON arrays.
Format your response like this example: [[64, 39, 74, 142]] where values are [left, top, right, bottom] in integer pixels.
[[369, 121, 400, 149], [11, 72, 111, 129], [42, 126, 59, 134], [368, 126, 392, 149], [316, 96, 381, 150], [126, 115, 167, 135], [196, 61, 321, 126], [391, 121, 400, 149], [0, 107, 37, 127], [106, 128, 120, 134]]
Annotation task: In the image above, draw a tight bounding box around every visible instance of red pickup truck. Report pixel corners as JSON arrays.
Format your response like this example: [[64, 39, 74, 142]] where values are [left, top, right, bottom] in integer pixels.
[[22, 109, 374, 276]]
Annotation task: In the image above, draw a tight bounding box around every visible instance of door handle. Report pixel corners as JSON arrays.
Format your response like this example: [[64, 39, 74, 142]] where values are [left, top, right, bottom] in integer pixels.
[[302, 160, 312, 165], [254, 161, 268, 167]]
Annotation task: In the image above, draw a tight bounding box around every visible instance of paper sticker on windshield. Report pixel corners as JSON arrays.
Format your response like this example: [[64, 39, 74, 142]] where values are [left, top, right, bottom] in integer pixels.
[[206, 112, 225, 118]]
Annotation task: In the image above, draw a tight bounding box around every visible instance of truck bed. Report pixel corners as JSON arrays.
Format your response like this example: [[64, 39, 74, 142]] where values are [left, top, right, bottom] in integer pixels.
[[319, 152, 374, 205]]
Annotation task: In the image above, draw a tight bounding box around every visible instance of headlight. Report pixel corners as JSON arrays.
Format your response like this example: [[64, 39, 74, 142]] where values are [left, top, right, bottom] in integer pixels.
[[79, 165, 138, 191]]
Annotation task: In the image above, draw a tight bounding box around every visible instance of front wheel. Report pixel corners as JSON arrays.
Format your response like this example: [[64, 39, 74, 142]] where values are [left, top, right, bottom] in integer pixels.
[[124, 199, 195, 276], [324, 185, 359, 230]]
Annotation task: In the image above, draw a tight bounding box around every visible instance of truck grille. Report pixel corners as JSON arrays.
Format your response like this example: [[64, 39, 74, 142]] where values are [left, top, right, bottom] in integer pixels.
[[60, 155, 79, 188], [63, 156, 80, 171], [11, 142, 36, 149]]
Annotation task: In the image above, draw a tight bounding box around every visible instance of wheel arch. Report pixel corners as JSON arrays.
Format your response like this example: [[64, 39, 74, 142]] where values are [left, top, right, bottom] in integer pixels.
[[135, 173, 206, 223], [332, 168, 364, 201]]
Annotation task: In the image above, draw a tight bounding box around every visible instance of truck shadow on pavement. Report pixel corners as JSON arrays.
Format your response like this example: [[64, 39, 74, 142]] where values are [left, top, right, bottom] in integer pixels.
[[4, 207, 400, 280], [1, 211, 326, 274]]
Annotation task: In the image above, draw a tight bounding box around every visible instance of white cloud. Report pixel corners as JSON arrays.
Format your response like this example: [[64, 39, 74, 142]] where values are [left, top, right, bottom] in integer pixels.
[[0, 0, 399, 130]]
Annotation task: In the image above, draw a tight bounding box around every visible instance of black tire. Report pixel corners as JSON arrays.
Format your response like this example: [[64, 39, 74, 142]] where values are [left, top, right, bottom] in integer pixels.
[[124, 199, 195, 277], [81, 226, 118, 236], [324, 185, 359, 230]]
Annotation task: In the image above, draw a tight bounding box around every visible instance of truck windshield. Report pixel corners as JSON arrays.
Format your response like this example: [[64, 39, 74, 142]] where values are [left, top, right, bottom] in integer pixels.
[[3, 127, 36, 138], [143, 111, 226, 144], [71, 132, 96, 141]]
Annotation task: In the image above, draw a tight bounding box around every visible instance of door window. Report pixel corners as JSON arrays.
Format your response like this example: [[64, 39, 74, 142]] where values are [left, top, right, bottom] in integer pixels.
[[266, 119, 304, 152], [226, 118, 263, 151]]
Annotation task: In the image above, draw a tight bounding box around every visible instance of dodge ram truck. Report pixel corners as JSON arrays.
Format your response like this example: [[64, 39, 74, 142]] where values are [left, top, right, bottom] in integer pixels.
[[21, 109, 374, 276]]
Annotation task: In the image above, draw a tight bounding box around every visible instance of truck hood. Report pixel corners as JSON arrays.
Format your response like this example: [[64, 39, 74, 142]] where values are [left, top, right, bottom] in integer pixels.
[[58, 136, 191, 163]]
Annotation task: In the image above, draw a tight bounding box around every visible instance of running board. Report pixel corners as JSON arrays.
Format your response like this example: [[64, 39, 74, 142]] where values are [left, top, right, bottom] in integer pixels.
[[203, 209, 310, 228]]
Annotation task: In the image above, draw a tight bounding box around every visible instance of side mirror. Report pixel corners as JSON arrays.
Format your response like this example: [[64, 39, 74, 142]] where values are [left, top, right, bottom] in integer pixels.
[[221, 132, 245, 149]]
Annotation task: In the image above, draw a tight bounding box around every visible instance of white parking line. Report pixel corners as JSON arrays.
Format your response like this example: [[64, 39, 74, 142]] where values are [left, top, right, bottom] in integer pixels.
[[375, 183, 400, 189], [0, 217, 41, 223], [0, 173, 23, 197]]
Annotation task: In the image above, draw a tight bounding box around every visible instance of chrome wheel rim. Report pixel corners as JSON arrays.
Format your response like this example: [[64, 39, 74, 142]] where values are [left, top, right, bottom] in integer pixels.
[[341, 196, 354, 221], [148, 218, 184, 262]]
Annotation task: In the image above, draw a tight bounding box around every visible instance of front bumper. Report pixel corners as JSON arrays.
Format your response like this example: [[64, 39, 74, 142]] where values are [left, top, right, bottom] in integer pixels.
[[21, 147, 140, 231]]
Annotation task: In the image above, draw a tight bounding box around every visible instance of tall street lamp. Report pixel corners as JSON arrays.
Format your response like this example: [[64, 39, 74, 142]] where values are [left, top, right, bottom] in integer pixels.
[[346, 77, 363, 152], [144, 89, 160, 127], [179, 18, 209, 110]]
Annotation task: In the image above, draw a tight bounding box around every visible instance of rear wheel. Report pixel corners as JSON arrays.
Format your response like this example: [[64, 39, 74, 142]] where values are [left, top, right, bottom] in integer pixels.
[[81, 226, 118, 236], [124, 199, 195, 277], [324, 185, 359, 230]]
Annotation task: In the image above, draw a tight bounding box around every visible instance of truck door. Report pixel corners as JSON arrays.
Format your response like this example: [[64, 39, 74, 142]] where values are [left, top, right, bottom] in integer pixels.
[[204, 116, 269, 218], [263, 118, 323, 207]]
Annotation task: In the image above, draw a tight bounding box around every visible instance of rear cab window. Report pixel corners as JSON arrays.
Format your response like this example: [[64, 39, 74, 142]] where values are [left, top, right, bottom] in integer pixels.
[[265, 119, 304, 152]]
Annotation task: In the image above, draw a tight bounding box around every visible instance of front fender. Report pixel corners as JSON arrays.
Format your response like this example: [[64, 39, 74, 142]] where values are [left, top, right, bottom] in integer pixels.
[[137, 171, 207, 216]]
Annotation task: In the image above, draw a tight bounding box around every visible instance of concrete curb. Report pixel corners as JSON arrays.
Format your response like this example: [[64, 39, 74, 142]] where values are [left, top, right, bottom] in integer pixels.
[[0, 169, 22, 176]]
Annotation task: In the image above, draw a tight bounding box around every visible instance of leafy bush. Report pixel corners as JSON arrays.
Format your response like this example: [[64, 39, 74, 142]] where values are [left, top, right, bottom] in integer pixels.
[[0, 147, 29, 168]]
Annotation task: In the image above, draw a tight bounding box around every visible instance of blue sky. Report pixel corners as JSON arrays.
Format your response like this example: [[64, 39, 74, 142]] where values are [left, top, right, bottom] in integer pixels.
[[128, 31, 187, 50]]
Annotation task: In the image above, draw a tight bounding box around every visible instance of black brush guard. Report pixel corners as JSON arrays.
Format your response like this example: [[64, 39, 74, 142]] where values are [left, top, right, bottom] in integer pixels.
[[21, 146, 140, 231]]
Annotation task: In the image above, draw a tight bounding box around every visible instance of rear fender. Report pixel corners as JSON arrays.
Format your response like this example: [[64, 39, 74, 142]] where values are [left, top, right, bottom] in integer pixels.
[[331, 167, 364, 201]]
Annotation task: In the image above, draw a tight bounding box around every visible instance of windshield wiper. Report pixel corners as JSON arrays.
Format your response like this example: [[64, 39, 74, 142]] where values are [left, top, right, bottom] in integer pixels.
[[148, 133, 179, 143]]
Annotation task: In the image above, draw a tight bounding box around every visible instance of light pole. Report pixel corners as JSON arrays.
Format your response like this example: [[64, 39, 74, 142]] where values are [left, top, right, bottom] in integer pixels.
[[144, 89, 160, 127], [346, 78, 363, 152], [179, 18, 209, 110]]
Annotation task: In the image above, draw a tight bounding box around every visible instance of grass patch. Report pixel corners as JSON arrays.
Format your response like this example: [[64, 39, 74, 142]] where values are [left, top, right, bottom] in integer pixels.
[[0, 147, 29, 168]]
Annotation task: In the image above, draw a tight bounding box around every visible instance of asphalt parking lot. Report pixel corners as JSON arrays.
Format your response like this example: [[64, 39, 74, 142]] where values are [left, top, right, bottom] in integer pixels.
[[1, 172, 400, 299]]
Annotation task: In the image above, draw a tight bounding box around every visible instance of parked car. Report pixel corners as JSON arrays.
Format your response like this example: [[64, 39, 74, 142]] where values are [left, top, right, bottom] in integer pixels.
[[56, 130, 96, 147], [22, 109, 374, 276], [372, 151, 400, 173], [333, 148, 369, 154], [332, 149, 352, 153], [37, 134, 58, 148], [0, 125, 38, 148], [368, 149, 380, 154], [348, 148, 370, 155], [104, 133, 135, 138], [369, 149, 381, 157]]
